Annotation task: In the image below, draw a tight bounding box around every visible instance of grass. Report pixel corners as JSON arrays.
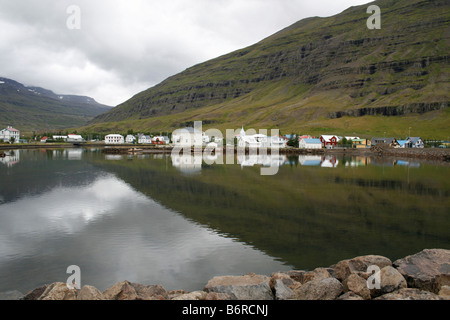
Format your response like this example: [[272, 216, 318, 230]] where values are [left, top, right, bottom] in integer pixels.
[[79, 0, 449, 139]]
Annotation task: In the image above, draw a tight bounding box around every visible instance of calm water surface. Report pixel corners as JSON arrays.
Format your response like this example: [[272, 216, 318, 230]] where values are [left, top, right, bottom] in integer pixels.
[[0, 148, 448, 293]]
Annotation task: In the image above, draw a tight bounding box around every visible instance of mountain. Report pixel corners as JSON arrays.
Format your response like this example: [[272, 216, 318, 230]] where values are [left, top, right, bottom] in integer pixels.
[[87, 0, 449, 138], [0, 77, 112, 132]]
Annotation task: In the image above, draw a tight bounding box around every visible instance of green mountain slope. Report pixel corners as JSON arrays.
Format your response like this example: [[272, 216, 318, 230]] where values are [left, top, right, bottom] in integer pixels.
[[87, 0, 449, 138], [0, 77, 112, 132]]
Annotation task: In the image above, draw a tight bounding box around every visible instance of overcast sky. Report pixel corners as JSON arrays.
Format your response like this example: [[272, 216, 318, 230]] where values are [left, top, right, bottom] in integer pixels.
[[0, 0, 372, 106]]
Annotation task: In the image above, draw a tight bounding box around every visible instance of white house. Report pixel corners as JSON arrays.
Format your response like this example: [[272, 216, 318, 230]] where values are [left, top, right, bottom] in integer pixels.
[[299, 138, 323, 149], [67, 134, 85, 143], [0, 126, 20, 143], [269, 136, 287, 148], [53, 135, 68, 141], [126, 135, 136, 144], [237, 127, 285, 149], [105, 134, 124, 144], [406, 137, 424, 148], [137, 134, 152, 144], [172, 127, 204, 147]]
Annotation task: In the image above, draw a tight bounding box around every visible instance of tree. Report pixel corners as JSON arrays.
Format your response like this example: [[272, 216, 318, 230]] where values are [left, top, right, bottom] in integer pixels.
[[287, 134, 298, 148]]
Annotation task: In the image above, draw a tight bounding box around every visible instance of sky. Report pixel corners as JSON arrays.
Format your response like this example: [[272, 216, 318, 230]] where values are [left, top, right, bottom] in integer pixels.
[[0, 0, 372, 107]]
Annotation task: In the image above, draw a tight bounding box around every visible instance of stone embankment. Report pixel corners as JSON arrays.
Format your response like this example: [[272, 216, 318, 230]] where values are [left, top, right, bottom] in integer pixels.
[[370, 144, 450, 161], [2, 249, 449, 301]]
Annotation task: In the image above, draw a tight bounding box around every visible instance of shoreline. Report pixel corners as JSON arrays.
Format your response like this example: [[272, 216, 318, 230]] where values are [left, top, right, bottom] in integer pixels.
[[2, 248, 449, 301], [2, 143, 449, 162]]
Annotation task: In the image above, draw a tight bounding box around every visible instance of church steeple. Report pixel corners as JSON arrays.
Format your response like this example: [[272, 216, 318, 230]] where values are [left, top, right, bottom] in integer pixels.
[[240, 126, 245, 137]]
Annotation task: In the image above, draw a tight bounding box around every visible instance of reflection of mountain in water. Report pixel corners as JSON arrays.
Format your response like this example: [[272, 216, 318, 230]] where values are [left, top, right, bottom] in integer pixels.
[[93, 154, 450, 270]]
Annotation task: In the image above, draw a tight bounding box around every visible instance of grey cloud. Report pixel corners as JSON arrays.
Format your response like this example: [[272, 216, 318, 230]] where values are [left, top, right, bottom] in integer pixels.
[[0, 0, 371, 106]]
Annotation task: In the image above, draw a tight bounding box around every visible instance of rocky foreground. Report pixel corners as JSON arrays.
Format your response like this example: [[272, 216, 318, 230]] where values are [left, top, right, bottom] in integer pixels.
[[2, 249, 449, 301]]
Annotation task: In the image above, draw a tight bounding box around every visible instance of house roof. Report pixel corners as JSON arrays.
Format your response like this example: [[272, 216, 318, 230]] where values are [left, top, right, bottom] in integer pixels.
[[302, 138, 322, 144], [371, 138, 397, 144], [105, 134, 123, 137], [2, 127, 19, 132], [320, 135, 340, 142], [408, 137, 422, 143]]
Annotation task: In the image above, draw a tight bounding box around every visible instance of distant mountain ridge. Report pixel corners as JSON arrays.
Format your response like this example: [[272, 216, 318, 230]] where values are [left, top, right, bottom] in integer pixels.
[[0, 77, 112, 132], [87, 0, 449, 138]]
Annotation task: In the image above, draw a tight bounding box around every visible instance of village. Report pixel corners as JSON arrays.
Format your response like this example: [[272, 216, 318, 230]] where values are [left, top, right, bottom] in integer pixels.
[[1, 124, 448, 150]]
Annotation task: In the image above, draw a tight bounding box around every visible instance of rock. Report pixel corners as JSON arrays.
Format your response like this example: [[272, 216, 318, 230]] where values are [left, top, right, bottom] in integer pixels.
[[168, 290, 189, 300], [438, 285, 450, 299], [270, 272, 297, 288], [39, 282, 78, 300], [171, 291, 207, 300], [102, 281, 168, 300], [205, 292, 233, 300], [0, 290, 24, 300], [281, 268, 331, 285], [293, 277, 343, 300], [375, 288, 444, 300], [343, 274, 371, 300], [393, 249, 450, 293], [131, 283, 168, 300], [272, 279, 295, 300], [371, 266, 407, 298], [22, 285, 49, 300], [204, 274, 274, 300], [336, 292, 365, 300], [103, 281, 139, 300], [334, 255, 392, 281], [77, 285, 105, 300]]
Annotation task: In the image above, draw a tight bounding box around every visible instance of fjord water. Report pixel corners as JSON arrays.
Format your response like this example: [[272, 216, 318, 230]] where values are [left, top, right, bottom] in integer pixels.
[[0, 148, 448, 294]]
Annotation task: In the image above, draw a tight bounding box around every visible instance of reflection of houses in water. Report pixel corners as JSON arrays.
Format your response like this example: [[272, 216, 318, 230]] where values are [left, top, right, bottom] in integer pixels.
[[320, 156, 339, 168], [298, 155, 322, 166], [105, 155, 124, 161], [0, 150, 20, 167], [237, 154, 287, 168], [394, 160, 420, 168], [344, 157, 371, 167], [171, 153, 202, 175], [67, 149, 83, 160], [297, 155, 339, 167], [51, 149, 83, 160]]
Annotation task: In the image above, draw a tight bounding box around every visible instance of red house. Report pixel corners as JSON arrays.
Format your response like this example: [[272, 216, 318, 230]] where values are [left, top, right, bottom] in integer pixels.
[[320, 135, 341, 148]]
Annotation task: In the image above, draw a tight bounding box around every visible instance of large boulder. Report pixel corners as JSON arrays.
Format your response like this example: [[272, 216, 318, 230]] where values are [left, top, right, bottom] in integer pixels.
[[393, 249, 450, 294], [370, 266, 407, 298], [22, 285, 49, 300], [77, 285, 105, 300], [204, 274, 274, 300], [343, 274, 371, 300], [334, 255, 392, 281], [38, 282, 78, 300], [102, 281, 168, 300], [293, 277, 343, 300]]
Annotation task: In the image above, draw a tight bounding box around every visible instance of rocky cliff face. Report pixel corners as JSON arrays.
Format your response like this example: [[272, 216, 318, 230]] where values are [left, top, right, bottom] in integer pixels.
[[90, 0, 449, 130]]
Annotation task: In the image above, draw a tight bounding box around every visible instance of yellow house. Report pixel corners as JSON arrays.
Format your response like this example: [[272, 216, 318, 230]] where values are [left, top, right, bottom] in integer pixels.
[[352, 139, 372, 149]]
